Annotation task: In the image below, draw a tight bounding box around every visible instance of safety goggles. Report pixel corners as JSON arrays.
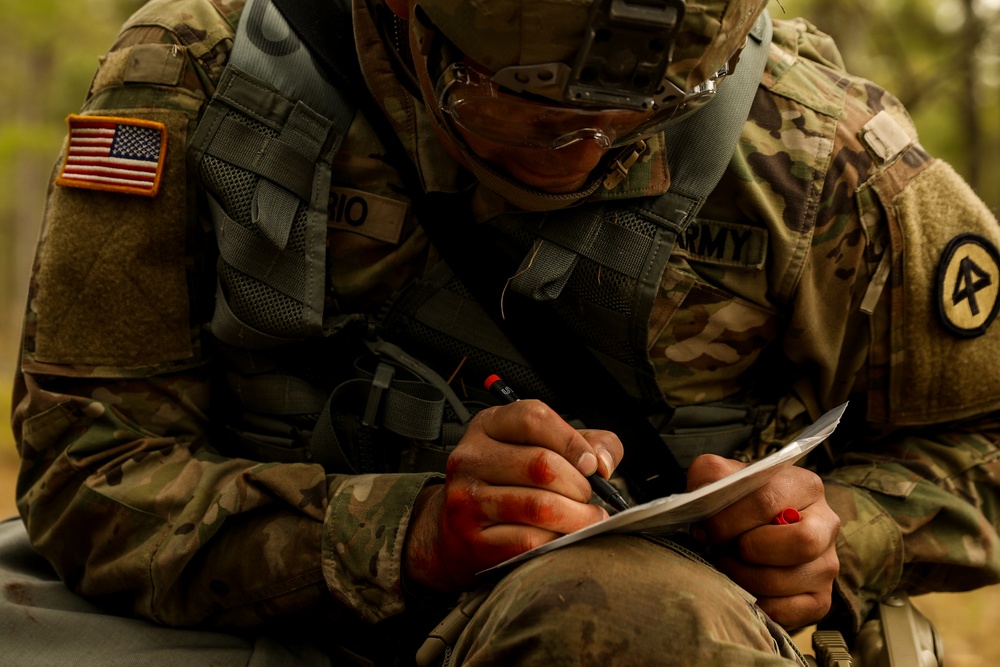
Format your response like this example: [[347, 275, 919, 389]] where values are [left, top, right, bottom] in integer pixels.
[[435, 60, 729, 151]]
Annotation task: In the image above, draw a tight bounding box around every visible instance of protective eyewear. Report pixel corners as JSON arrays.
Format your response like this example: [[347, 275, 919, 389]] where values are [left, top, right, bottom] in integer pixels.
[[435, 61, 729, 151]]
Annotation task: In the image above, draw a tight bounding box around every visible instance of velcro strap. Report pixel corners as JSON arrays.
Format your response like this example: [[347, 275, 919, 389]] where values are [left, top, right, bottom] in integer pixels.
[[208, 195, 308, 300], [363, 363, 396, 427], [207, 114, 315, 200], [254, 102, 333, 248], [354, 359, 446, 441], [510, 239, 580, 301]]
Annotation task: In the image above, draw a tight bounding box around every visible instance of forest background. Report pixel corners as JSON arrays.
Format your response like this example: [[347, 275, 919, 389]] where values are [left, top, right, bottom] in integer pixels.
[[0, 0, 998, 663]]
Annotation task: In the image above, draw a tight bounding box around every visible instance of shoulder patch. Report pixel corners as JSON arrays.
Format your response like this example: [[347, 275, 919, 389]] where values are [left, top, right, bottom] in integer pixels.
[[936, 234, 1000, 338], [56, 115, 167, 197]]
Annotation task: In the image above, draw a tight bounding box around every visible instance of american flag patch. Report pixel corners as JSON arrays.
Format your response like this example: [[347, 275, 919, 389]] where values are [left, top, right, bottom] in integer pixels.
[[56, 115, 167, 197]]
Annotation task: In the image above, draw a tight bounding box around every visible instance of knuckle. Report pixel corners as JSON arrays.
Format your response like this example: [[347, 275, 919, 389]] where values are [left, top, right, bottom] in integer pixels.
[[821, 549, 841, 579], [797, 525, 827, 557], [756, 486, 784, 517], [525, 492, 558, 525], [739, 537, 763, 564], [803, 472, 826, 499], [808, 591, 833, 622], [519, 400, 552, 429], [693, 453, 730, 476], [444, 444, 475, 478], [526, 448, 559, 485], [826, 506, 843, 534], [469, 405, 498, 429]]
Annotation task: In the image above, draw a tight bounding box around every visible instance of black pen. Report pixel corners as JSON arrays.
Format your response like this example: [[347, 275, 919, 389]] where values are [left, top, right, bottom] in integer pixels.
[[484, 374, 631, 514]]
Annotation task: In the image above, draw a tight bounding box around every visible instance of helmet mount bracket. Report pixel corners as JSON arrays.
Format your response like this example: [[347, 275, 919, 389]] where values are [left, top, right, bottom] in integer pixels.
[[491, 0, 686, 111]]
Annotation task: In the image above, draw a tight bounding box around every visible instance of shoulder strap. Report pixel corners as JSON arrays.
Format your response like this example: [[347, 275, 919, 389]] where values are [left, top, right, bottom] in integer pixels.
[[653, 11, 773, 232], [190, 0, 356, 347], [270, 0, 362, 92]]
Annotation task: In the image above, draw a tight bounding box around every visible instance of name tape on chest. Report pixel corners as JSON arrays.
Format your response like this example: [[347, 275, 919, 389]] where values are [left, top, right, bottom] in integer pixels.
[[327, 186, 409, 245], [674, 219, 768, 270], [56, 115, 167, 197], [936, 234, 1000, 338]]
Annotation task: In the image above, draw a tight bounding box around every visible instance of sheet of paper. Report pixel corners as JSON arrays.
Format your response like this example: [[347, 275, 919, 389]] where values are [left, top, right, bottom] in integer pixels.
[[485, 402, 848, 573]]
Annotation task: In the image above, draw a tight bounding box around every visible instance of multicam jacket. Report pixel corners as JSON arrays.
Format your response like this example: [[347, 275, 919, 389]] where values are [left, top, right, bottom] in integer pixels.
[[13, 0, 1000, 641]]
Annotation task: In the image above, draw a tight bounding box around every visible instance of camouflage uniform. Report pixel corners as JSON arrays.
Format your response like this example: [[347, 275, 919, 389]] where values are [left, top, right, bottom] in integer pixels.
[[9, 0, 1000, 664]]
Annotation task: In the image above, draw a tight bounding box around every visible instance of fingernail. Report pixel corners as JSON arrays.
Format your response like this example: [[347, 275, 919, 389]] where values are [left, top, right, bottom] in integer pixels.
[[599, 449, 614, 476], [577, 452, 598, 476]]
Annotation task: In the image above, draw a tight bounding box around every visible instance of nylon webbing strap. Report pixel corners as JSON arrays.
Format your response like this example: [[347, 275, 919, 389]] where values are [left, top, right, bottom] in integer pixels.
[[207, 196, 309, 300], [206, 110, 317, 200], [269, 0, 361, 94], [659, 12, 773, 220], [310, 374, 447, 472]]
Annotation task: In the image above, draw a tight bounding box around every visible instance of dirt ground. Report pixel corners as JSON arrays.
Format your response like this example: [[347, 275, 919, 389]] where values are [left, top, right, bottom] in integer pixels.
[[0, 446, 997, 663]]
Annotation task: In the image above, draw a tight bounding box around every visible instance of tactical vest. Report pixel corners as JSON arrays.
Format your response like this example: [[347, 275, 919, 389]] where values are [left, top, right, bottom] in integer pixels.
[[188, 0, 775, 499]]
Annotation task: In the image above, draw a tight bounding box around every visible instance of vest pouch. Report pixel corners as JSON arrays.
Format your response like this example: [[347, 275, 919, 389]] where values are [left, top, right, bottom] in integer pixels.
[[188, 0, 354, 349], [216, 368, 329, 465], [224, 419, 313, 464], [311, 345, 479, 475], [659, 402, 776, 468]]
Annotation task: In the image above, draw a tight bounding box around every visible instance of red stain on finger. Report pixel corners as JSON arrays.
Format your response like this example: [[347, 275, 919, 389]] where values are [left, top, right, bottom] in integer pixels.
[[527, 450, 557, 486]]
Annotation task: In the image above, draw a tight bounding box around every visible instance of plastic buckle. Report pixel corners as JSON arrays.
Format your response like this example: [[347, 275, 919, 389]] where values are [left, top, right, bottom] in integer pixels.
[[363, 362, 396, 427]]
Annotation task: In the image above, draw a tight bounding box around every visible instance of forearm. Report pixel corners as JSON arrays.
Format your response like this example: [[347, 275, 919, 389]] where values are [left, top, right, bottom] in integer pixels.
[[14, 370, 437, 627], [823, 415, 1000, 629]]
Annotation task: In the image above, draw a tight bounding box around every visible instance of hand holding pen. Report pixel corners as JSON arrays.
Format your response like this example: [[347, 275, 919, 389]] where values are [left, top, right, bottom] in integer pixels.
[[484, 375, 630, 513], [403, 375, 625, 591]]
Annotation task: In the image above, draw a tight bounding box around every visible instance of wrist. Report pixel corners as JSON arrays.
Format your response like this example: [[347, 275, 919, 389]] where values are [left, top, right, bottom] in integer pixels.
[[403, 483, 453, 591]]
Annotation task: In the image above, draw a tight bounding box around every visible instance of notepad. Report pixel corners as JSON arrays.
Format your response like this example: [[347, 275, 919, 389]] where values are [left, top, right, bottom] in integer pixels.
[[485, 402, 848, 573]]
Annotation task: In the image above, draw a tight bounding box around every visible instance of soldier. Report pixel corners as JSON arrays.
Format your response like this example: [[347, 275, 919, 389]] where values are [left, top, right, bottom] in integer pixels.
[[4, 0, 1000, 665]]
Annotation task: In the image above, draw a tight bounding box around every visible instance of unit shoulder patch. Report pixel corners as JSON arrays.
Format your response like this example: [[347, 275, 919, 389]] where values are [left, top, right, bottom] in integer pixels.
[[56, 114, 167, 197], [936, 234, 1000, 338]]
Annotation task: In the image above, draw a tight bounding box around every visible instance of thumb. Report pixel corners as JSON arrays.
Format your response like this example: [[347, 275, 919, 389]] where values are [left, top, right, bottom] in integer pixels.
[[685, 454, 748, 492]]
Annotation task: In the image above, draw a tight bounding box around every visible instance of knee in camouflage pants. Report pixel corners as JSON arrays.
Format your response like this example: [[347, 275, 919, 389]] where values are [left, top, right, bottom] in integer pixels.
[[449, 535, 807, 667]]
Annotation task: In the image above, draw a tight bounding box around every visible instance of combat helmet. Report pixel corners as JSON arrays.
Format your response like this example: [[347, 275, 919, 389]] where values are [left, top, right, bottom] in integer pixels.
[[378, 0, 769, 210]]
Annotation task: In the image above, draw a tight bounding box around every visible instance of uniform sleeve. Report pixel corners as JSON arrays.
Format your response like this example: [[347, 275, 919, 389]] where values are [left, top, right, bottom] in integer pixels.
[[779, 77, 1000, 629], [12, 2, 437, 628], [824, 420, 1000, 630]]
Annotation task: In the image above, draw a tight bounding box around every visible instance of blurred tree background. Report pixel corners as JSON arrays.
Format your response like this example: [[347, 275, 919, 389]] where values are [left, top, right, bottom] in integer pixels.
[[0, 0, 997, 664]]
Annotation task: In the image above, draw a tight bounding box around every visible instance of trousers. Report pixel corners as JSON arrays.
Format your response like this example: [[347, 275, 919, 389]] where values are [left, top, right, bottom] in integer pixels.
[[0, 518, 806, 666], [449, 534, 806, 666]]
